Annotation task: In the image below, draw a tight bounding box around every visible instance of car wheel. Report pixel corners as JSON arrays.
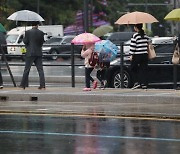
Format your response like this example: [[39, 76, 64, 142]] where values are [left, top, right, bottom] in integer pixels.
[[112, 70, 131, 88], [50, 49, 58, 60]]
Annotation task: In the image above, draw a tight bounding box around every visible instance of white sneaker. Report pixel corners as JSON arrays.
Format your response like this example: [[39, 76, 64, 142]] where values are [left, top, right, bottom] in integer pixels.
[[0, 85, 3, 89], [131, 83, 140, 90]]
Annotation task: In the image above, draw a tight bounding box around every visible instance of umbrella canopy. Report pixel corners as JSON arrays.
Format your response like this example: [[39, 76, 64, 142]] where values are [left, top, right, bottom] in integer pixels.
[[93, 25, 113, 37], [71, 32, 101, 45], [95, 40, 118, 62], [7, 10, 44, 22], [0, 23, 6, 33], [164, 8, 180, 21], [115, 11, 158, 25]]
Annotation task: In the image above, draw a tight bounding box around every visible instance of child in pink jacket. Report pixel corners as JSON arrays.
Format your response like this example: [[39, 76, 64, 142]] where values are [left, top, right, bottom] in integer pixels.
[[81, 43, 97, 91]]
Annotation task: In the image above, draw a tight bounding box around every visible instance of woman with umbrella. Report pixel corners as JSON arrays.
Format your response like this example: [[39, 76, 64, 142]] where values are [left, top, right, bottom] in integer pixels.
[[130, 23, 150, 90]]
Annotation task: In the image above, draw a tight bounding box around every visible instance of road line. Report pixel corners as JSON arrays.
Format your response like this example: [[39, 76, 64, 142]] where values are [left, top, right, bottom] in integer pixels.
[[0, 130, 179, 142]]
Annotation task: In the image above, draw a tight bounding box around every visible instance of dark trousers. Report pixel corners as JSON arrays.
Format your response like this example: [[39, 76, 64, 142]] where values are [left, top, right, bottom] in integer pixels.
[[96, 69, 107, 83], [0, 63, 3, 86], [131, 54, 148, 86], [85, 67, 94, 88], [20, 56, 45, 88]]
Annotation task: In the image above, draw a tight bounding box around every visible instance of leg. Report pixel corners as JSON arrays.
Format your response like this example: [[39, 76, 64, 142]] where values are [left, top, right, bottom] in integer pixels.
[[96, 70, 102, 83], [131, 55, 140, 84], [34, 57, 45, 88], [139, 54, 148, 87], [0, 63, 3, 86], [20, 57, 34, 88], [85, 67, 94, 88]]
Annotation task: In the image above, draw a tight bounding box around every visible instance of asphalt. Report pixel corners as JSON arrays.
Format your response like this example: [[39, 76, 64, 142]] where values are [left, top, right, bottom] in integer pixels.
[[0, 86, 179, 119]]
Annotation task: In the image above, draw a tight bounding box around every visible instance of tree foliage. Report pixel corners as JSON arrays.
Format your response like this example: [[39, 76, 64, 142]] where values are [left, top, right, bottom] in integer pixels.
[[0, 0, 171, 36]]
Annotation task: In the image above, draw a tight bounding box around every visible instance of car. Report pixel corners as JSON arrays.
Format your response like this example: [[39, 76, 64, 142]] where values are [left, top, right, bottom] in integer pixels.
[[106, 32, 135, 45], [107, 37, 177, 88], [42, 35, 82, 60]]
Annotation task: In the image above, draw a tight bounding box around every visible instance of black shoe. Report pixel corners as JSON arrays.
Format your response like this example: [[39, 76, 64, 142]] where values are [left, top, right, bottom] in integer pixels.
[[38, 86, 46, 90], [19, 85, 25, 89], [131, 83, 141, 90]]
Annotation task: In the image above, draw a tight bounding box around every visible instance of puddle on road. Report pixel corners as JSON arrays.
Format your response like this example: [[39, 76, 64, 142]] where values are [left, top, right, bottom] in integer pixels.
[[0, 114, 179, 154]]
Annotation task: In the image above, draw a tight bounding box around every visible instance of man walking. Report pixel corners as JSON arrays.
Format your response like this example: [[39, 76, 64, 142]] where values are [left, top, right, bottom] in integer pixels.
[[0, 31, 7, 89], [20, 21, 45, 89]]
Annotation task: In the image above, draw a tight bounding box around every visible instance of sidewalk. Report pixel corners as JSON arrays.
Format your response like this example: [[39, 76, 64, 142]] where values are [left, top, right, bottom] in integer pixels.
[[0, 87, 179, 119]]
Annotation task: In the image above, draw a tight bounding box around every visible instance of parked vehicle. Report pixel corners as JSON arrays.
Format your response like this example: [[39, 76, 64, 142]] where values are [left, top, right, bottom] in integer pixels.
[[6, 25, 63, 60], [106, 32, 135, 45], [42, 35, 82, 60], [107, 37, 177, 88]]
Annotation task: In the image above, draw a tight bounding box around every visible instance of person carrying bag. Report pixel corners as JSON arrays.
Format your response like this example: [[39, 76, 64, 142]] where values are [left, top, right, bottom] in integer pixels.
[[172, 43, 180, 65]]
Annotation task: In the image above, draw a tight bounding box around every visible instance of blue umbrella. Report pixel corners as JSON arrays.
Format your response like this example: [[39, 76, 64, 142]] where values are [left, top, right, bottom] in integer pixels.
[[95, 40, 118, 62]]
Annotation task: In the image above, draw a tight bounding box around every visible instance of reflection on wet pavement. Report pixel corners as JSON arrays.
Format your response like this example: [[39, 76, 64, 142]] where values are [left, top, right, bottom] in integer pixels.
[[0, 114, 179, 154]]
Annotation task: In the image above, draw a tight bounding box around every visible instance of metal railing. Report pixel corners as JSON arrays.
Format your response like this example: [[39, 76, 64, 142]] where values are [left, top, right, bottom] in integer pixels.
[[0, 43, 179, 89]]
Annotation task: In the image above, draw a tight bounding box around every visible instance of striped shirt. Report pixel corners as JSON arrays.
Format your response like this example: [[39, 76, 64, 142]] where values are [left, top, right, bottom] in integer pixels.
[[130, 32, 149, 55]]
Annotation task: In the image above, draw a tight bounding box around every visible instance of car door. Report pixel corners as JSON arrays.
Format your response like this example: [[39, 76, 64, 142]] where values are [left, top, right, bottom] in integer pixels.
[[147, 43, 180, 84], [58, 37, 74, 55]]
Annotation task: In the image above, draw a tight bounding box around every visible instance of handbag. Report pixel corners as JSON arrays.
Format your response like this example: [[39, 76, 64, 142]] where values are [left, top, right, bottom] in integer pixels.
[[172, 44, 180, 65], [148, 43, 156, 59]]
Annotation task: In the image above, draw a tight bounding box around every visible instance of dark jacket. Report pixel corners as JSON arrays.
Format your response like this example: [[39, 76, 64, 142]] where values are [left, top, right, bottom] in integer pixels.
[[0, 32, 7, 54], [23, 27, 44, 57], [178, 34, 180, 48]]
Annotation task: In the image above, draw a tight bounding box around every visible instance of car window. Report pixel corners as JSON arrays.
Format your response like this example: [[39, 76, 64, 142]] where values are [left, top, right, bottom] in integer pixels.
[[63, 37, 74, 44], [44, 38, 62, 45], [6, 35, 19, 43]]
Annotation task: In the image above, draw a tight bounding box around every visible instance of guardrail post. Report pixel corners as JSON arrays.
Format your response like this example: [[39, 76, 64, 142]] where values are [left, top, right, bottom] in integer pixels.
[[1, 45, 16, 87], [71, 43, 75, 87], [173, 64, 177, 89], [120, 42, 124, 88]]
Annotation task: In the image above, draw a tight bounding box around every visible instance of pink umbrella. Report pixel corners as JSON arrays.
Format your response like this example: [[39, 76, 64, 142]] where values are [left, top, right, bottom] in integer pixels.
[[71, 32, 101, 45]]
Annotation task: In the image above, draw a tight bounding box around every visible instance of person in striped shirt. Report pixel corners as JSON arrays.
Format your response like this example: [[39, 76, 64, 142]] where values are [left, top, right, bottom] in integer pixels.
[[130, 23, 149, 89]]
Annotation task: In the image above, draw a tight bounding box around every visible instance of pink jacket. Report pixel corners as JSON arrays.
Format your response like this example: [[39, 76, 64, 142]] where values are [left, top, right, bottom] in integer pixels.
[[81, 45, 94, 68]]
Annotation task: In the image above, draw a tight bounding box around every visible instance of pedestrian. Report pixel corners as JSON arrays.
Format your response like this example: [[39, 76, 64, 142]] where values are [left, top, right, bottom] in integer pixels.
[[0, 31, 7, 89], [81, 43, 97, 91], [19, 21, 45, 89], [130, 23, 149, 89], [178, 33, 180, 48], [96, 61, 110, 89]]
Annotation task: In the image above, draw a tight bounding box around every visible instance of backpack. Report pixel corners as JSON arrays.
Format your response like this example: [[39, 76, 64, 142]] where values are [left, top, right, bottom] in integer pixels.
[[89, 52, 99, 67]]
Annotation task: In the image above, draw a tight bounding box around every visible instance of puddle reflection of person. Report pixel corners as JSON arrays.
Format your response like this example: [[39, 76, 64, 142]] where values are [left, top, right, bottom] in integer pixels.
[[81, 43, 97, 91]]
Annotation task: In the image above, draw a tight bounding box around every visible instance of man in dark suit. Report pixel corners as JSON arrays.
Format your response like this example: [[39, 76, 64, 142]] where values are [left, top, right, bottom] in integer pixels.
[[20, 21, 45, 89], [0, 31, 7, 89]]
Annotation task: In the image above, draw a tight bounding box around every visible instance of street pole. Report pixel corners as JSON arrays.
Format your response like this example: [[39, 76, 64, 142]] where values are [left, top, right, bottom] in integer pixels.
[[83, 0, 89, 32]]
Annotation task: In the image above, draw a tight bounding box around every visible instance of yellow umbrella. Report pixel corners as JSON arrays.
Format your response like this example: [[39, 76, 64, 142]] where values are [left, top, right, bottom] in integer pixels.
[[164, 8, 180, 21]]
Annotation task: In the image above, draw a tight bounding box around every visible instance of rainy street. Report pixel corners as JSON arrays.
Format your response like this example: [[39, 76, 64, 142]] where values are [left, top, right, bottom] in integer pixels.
[[0, 114, 179, 154]]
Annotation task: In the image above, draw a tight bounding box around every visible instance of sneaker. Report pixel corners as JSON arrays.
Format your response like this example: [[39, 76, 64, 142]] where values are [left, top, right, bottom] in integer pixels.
[[99, 82, 104, 89], [131, 83, 141, 90], [83, 88, 91, 91], [0, 85, 3, 89], [141, 85, 147, 89], [93, 80, 98, 89], [38, 86, 46, 90]]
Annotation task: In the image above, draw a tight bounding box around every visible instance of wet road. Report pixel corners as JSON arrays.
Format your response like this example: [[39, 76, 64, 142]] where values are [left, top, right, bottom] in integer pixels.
[[0, 114, 179, 154]]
